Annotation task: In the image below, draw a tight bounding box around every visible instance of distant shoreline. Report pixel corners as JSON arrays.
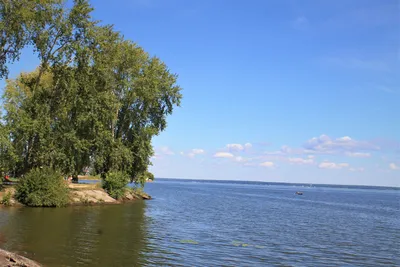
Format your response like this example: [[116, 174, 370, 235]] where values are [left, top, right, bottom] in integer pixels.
[[153, 178, 400, 190]]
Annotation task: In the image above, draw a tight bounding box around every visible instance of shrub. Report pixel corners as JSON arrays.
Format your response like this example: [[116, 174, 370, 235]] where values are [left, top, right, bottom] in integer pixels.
[[15, 168, 69, 207], [102, 171, 129, 200], [1, 191, 12, 206]]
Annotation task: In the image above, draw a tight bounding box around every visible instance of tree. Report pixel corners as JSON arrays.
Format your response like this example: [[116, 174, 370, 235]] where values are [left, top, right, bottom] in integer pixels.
[[0, 116, 16, 176], [2, 17, 181, 187], [0, 0, 94, 79], [1, 0, 60, 78]]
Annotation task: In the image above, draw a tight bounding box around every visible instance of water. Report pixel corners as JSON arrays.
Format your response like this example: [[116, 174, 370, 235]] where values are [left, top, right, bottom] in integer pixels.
[[0, 179, 398, 266]]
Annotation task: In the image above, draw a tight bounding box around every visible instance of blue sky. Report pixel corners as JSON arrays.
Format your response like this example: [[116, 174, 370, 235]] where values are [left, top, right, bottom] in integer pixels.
[[1, 0, 399, 186]]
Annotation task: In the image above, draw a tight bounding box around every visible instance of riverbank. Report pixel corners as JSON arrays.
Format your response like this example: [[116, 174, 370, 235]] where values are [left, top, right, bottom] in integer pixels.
[[68, 183, 151, 205], [0, 182, 151, 207]]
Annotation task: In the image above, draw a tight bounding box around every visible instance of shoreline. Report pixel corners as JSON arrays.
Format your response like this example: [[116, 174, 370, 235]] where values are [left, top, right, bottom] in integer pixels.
[[0, 183, 151, 207]]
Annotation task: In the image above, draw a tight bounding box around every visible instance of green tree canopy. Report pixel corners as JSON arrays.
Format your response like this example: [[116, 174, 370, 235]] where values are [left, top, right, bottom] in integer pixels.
[[1, 0, 182, 186]]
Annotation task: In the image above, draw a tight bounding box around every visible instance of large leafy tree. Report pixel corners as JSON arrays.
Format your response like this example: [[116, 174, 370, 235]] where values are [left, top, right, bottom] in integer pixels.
[[1, 1, 182, 186]]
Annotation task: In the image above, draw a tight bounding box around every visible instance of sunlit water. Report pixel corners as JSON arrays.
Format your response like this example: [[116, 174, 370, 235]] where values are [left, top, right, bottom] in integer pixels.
[[0, 179, 398, 266]]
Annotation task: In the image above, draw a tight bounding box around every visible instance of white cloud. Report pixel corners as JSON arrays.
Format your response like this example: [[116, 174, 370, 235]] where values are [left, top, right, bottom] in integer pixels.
[[150, 152, 161, 160], [244, 143, 252, 149], [234, 156, 252, 163], [304, 134, 379, 154], [260, 161, 274, 168], [235, 156, 244, 162], [214, 152, 234, 158], [288, 157, 314, 165], [226, 144, 244, 151], [159, 146, 174, 155], [349, 167, 365, 172], [187, 148, 205, 158], [191, 149, 205, 154], [338, 136, 352, 142], [226, 143, 252, 152], [264, 145, 305, 156], [345, 152, 371, 158], [318, 161, 350, 169], [389, 163, 399, 170]]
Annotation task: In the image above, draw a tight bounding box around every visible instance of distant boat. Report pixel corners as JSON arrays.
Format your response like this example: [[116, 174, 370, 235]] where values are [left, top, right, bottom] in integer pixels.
[[295, 191, 303, 195]]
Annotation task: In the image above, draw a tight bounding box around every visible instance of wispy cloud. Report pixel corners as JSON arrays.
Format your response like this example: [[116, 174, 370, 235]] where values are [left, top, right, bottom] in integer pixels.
[[389, 163, 399, 170], [323, 57, 390, 71], [345, 152, 371, 158], [264, 135, 379, 157], [234, 156, 252, 163], [323, 3, 398, 29], [291, 16, 309, 30], [157, 134, 397, 174], [260, 161, 275, 168], [214, 152, 234, 158], [319, 161, 350, 169], [304, 135, 379, 154], [187, 148, 205, 158], [126, 0, 159, 8], [226, 143, 252, 152], [349, 167, 365, 172], [288, 157, 314, 165], [377, 85, 398, 94], [157, 146, 175, 155]]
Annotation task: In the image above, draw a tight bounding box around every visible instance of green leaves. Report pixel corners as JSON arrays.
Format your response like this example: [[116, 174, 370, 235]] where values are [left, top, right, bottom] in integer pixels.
[[102, 171, 129, 200], [15, 167, 69, 207], [1, 0, 182, 187]]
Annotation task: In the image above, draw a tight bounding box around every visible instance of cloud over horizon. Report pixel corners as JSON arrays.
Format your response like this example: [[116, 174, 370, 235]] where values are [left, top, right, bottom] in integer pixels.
[[153, 133, 398, 186]]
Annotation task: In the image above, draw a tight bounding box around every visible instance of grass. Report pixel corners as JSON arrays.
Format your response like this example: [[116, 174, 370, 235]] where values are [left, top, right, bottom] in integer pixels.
[[68, 182, 102, 191], [78, 175, 100, 180], [0, 191, 12, 206]]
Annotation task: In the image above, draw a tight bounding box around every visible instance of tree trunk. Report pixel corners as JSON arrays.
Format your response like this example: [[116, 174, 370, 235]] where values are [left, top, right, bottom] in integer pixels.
[[72, 174, 78, 183]]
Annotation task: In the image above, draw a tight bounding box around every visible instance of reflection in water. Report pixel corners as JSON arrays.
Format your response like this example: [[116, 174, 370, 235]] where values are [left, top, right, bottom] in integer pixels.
[[0, 202, 150, 267]]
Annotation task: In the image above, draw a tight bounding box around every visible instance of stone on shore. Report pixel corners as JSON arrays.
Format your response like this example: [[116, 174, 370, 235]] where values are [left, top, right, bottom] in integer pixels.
[[0, 248, 41, 267]]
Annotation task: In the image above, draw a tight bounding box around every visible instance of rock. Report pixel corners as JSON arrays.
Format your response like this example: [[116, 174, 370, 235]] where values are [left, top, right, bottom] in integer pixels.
[[141, 193, 151, 200], [124, 192, 135, 200], [122, 190, 151, 201], [0, 248, 41, 266], [70, 189, 117, 204]]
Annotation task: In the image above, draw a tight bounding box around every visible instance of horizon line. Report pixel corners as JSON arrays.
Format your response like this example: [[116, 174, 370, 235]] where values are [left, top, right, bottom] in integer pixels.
[[154, 177, 400, 189]]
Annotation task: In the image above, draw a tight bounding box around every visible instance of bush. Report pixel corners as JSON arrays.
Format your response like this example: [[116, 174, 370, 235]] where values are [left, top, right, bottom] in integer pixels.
[[1, 191, 12, 206], [15, 168, 69, 207], [102, 171, 129, 200]]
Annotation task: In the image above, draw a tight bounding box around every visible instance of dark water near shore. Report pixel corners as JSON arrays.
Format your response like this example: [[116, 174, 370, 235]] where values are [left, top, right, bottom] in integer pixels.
[[0, 179, 399, 266]]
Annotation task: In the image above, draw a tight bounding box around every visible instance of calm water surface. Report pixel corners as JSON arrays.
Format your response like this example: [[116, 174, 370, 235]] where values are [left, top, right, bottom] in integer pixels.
[[0, 179, 398, 266]]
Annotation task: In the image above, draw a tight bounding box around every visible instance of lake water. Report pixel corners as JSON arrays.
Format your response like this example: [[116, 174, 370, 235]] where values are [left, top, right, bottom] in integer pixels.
[[0, 179, 399, 266]]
